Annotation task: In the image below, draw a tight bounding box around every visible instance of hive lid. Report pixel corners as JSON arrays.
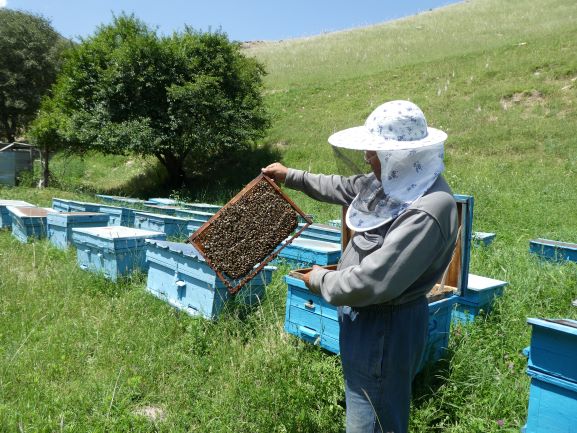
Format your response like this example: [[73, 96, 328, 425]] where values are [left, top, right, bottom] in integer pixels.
[[0, 199, 34, 207], [72, 225, 163, 239], [6, 206, 57, 217], [188, 174, 312, 294]]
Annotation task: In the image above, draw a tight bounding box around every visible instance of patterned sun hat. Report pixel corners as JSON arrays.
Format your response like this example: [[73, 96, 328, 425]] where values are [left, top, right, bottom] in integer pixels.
[[328, 100, 447, 150]]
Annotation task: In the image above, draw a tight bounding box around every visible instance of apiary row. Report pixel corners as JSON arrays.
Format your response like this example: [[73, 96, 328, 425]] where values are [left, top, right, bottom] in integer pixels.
[[2, 194, 507, 373]]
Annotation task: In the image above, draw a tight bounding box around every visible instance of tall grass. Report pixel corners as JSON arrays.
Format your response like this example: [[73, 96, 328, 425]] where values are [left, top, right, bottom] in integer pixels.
[[2, 0, 577, 431]]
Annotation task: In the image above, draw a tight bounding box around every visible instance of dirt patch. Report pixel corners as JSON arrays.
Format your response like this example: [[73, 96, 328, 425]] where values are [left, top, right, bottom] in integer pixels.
[[133, 405, 165, 422], [500, 90, 545, 110]]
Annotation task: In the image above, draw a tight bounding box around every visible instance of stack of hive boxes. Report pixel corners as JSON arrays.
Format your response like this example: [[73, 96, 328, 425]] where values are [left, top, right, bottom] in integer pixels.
[[522, 318, 577, 433]]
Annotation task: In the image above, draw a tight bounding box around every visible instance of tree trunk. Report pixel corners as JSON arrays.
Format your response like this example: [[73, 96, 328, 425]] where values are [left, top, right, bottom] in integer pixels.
[[42, 144, 50, 188], [155, 152, 186, 189]]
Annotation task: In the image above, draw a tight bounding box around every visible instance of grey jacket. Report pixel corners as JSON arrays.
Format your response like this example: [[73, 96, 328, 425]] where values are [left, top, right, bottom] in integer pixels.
[[285, 168, 459, 307]]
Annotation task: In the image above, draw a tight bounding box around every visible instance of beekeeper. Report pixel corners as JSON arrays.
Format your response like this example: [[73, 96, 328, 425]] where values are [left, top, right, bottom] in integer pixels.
[[262, 100, 459, 433]]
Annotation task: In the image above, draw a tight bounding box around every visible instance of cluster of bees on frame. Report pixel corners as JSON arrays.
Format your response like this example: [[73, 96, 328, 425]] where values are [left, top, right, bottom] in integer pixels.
[[198, 180, 298, 279]]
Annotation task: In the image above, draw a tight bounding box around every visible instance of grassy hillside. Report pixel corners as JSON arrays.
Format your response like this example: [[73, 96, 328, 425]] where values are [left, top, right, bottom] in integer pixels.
[[2, 0, 577, 431]]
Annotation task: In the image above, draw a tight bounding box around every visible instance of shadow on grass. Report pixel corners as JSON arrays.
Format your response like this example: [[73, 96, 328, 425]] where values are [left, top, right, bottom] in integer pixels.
[[98, 143, 282, 202]]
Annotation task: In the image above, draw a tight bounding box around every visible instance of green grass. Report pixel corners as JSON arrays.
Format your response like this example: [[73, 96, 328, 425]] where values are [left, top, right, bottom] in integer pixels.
[[2, 0, 577, 431]]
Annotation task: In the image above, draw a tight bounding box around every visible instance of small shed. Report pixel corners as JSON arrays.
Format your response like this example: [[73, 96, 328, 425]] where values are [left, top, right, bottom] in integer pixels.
[[0, 142, 38, 186]]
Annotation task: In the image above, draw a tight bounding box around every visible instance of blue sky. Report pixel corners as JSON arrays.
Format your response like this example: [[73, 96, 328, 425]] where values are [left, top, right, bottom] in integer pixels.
[[2, 0, 462, 42]]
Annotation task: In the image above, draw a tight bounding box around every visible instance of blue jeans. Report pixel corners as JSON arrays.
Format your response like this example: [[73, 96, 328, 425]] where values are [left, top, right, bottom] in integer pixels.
[[339, 296, 429, 433]]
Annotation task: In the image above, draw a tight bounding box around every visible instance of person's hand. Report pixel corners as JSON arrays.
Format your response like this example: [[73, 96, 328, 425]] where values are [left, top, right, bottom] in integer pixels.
[[302, 265, 323, 290], [261, 162, 288, 184]]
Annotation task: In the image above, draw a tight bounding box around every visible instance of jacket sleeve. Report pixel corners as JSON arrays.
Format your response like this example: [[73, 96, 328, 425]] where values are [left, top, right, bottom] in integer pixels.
[[284, 168, 364, 206], [308, 209, 447, 306]]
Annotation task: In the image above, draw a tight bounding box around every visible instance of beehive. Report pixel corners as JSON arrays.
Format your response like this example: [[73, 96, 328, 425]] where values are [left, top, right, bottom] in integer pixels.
[[7, 206, 58, 243], [180, 202, 222, 214], [173, 209, 214, 221], [71, 226, 166, 281], [284, 195, 474, 371], [276, 237, 342, 267], [95, 194, 147, 206], [67, 200, 101, 213], [133, 211, 189, 238], [189, 174, 311, 294], [52, 197, 74, 212], [0, 199, 34, 229], [142, 204, 180, 216], [529, 238, 577, 263], [452, 273, 507, 325], [146, 240, 276, 319], [146, 198, 179, 206], [523, 319, 577, 433], [97, 204, 135, 227], [47, 212, 110, 249], [296, 223, 341, 244]]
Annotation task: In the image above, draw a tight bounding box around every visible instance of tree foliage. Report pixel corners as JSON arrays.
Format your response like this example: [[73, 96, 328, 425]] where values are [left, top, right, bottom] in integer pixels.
[[40, 15, 271, 188], [0, 9, 65, 142]]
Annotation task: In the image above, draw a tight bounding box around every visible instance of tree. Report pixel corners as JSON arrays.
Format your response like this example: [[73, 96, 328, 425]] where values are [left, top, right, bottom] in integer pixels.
[[0, 9, 65, 142], [41, 15, 271, 189]]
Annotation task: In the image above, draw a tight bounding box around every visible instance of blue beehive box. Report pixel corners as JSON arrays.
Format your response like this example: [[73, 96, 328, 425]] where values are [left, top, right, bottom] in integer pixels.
[[452, 273, 508, 324], [173, 208, 214, 221], [97, 204, 135, 227], [8, 206, 59, 243], [142, 204, 180, 216], [523, 368, 577, 433], [67, 200, 102, 213], [284, 267, 458, 372], [95, 194, 147, 206], [284, 195, 474, 370], [529, 238, 577, 263], [186, 219, 207, 236], [472, 231, 496, 247], [297, 223, 341, 244], [147, 198, 179, 206], [145, 240, 276, 319], [525, 318, 577, 384], [52, 197, 74, 212], [133, 211, 189, 238], [72, 226, 166, 281], [277, 237, 342, 267], [0, 199, 34, 229], [180, 202, 222, 213], [47, 212, 110, 249]]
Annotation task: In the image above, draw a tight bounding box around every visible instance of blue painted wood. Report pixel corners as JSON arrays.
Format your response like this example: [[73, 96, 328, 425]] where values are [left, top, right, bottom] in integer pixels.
[[7, 206, 58, 243], [277, 238, 341, 267], [453, 274, 508, 324], [284, 272, 458, 372], [142, 204, 180, 216], [454, 194, 474, 297], [67, 201, 101, 213], [179, 202, 222, 213], [472, 231, 496, 247], [97, 204, 135, 227], [52, 197, 74, 212], [133, 211, 189, 238], [529, 239, 577, 263], [47, 212, 109, 249], [297, 223, 341, 244], [0, 200, 34, 229], [145, 240, 276, 319], [72, 226, 166, 281], [526, 318, 577, 384], [147, 198, 179, 205], [95, 194, 147, 206], [187, 219, 207, 236], [173, 209, 214, 221], [524, 368, 577, 433]]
